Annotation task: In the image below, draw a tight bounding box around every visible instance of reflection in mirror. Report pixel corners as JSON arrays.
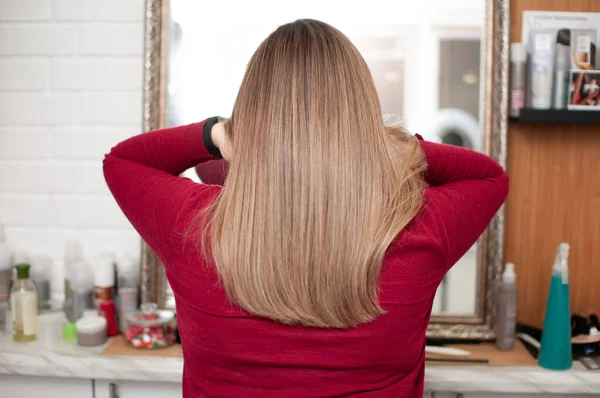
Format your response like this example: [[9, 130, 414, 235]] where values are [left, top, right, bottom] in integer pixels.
[[162, 0, 486, 318]]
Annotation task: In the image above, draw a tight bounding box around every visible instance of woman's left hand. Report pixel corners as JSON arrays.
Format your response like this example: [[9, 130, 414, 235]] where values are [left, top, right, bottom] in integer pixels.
[[211, 121, 233, 162]]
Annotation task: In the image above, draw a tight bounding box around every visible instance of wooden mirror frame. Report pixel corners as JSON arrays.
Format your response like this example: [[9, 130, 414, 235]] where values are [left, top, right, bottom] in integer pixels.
[[139, 0, 509, 340]]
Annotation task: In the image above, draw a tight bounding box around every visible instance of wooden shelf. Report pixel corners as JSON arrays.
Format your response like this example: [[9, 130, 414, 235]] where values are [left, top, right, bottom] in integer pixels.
[[510, 108, 600, 124]]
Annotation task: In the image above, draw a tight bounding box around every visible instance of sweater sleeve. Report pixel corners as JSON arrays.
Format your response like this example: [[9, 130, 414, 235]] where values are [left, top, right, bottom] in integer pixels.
[[103, 120, 221, 264], [195, 159, 228, 186], [416, 136, 509, 272]]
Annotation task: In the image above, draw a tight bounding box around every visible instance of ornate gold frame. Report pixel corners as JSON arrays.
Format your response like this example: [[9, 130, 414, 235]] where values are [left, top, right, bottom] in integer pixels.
[[140, 0, 510, 340]]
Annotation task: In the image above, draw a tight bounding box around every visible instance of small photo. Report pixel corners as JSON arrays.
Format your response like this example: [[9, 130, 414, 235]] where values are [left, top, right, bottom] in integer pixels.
[[568, 70, 600, 109]]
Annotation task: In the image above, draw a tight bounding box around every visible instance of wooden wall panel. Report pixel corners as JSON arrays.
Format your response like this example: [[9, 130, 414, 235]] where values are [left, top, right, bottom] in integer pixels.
[[506, 0, 600, 328]]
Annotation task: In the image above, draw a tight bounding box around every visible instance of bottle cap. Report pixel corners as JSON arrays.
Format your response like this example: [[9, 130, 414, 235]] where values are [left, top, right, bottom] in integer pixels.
[[510, 43, 527, 63], [94, 255, 115, 288], [502, 263, 516, 283], [83, 309, 99, 318], [62, 322, 78, 341], [14, 263, 31, 280], [559, 242, 570, 257]]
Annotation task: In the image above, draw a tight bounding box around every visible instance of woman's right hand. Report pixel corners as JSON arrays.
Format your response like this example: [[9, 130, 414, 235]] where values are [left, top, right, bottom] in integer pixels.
[[211, 121, 233, 162]]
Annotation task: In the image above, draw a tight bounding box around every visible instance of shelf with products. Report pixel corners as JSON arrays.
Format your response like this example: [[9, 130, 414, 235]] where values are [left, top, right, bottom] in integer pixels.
[[510, 108, 600, 124]]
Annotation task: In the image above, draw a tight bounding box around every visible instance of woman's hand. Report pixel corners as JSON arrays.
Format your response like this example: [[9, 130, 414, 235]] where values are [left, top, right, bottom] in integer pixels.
[[211, 121, 233, 162]]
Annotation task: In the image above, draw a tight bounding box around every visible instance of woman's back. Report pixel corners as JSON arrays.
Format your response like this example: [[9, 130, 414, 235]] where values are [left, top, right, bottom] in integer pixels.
[[176, 240, 436, 397], [104, 120, 508, 397]]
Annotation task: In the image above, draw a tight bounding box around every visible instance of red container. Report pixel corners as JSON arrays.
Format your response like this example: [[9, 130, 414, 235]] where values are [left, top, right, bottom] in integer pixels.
[[99, 300, 119, 337]]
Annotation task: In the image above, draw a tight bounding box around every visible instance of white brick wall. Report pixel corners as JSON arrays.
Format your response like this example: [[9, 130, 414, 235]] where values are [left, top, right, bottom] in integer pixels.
[[0, 0, 144, 297]]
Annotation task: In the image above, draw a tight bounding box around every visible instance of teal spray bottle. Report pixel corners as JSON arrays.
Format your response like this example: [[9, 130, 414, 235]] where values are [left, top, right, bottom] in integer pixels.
[[538, 242, 572, 370]]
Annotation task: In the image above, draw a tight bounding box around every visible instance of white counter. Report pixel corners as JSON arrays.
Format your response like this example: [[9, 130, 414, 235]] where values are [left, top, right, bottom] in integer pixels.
[[1, 335, 599, 395]]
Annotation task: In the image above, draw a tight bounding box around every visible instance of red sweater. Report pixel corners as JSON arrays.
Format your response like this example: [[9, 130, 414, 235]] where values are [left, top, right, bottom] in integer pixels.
[[103, 119, 508, 398]]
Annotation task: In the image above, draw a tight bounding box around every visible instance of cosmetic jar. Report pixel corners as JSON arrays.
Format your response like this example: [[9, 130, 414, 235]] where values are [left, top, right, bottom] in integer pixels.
[[75, 310, 107, 347]]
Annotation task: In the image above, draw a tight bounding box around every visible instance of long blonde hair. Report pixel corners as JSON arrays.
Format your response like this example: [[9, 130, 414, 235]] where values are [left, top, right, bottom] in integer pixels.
[[201, 19, 426, 328]]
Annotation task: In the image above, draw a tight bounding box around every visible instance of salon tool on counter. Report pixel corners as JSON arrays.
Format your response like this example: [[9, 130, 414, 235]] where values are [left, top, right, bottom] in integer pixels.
[[11, 263, 38, 342], [426, 357, 489, 364], [425, 346, 470, 357], [539, 242, 572, 370]]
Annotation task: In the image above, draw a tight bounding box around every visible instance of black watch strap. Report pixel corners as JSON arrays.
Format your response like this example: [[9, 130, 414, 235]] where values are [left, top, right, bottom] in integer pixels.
[[203, 117, 223, 159]]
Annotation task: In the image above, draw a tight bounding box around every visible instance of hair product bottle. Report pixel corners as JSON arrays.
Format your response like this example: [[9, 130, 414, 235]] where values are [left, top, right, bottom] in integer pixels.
[[530, 30, 555, 109], [539, 243, 572, 370], [11, 263, 38, 342], [553, 29, 571, 109], [496, 263, 517, 350], [510, 43, 527, 117], [64, 240, 83, 304], [117, 254, 139, 332]]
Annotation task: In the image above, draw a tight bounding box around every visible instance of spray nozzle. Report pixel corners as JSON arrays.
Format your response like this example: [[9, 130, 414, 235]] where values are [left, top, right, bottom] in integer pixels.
[[502, 263, 516, 283], [553, 242, 570, 284]]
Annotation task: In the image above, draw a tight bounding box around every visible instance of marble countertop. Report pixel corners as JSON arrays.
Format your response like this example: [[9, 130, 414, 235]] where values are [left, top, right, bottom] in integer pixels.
[[1, 334, 600, 394]]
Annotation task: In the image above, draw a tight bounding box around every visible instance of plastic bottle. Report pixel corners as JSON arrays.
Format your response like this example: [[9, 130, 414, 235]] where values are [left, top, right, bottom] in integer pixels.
[[510, 43, 527, 117], [539, 242, 572, 370], [94, 253, 115, 307], [11, 263, 38, 342], [117, 254, 139, 332], [63, 260, 94, 340], [30, 256, 52, 311], [552, 29, 571, 109], [496, 263, 517, 350], [0, 225, 12, 335], [64, 241, 83, 303]]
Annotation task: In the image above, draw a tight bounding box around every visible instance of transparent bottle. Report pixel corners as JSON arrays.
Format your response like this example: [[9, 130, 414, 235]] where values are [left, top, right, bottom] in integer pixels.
[[496, 263, 517, 350], [11, 263, 38, 342]]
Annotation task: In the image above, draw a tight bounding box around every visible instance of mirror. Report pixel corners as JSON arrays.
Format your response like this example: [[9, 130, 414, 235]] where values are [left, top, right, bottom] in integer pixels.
[[141, 0, 509, 339]]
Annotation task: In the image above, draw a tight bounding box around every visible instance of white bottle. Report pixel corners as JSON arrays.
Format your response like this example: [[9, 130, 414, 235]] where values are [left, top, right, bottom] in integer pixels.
[[496, 263, 517, 350], [64, 241, 83, 302], [11, 263, 38, 342]]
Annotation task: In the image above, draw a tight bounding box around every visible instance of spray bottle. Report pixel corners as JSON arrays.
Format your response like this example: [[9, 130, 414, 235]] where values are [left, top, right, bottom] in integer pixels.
[[496, 263, 517, 350], [539, 242, 572, 370]]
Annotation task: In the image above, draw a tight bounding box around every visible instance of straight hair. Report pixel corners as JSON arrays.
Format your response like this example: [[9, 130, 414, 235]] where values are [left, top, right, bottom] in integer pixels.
[[200, 19, 426, 328]]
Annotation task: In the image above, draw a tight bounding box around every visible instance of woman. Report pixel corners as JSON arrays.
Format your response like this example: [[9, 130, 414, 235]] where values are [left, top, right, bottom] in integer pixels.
[[104, 19, 508, 398]]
